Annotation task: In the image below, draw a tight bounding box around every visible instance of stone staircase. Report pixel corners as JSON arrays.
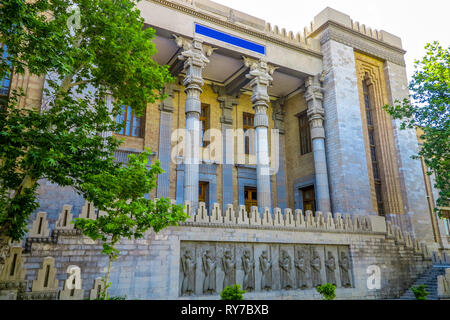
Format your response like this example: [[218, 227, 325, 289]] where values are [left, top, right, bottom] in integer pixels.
[[399, 265, 449, 300]]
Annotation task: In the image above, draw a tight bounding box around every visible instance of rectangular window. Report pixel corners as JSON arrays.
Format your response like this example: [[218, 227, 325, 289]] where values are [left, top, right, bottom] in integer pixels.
[[200, 104, 210, 147], [243, 113, 254, 155], [298, 112, 312, 155], [116, 105, 143, 137], [0, 44, 11, 100]]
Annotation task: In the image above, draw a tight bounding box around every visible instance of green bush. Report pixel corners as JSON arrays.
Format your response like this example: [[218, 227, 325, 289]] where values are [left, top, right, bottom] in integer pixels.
[[220, 285, 246, 300], [411, 285, 429, 300], [316, 283, 336, 300]]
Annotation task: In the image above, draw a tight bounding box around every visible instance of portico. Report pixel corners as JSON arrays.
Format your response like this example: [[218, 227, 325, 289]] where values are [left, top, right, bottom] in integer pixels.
[[138, 1, 332, 214]]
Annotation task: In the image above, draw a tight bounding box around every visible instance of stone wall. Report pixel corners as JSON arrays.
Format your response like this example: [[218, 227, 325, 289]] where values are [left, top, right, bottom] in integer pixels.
[[0, 201, 434, 300]]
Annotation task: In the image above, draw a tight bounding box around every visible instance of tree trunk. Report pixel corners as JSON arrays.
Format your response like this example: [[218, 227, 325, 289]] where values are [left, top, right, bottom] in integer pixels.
[[102, 253, 114, 299]]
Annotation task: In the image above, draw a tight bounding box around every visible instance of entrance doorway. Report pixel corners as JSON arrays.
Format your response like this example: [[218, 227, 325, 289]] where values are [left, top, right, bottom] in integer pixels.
[[300, 185, 316, 212], [244, 186, 258, 213]]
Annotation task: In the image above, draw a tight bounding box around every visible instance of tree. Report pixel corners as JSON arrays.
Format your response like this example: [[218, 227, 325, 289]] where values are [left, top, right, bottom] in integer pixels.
[[74, 149, 187, 299], [0, 0, 174, 241], [384, 41, 449, 216]]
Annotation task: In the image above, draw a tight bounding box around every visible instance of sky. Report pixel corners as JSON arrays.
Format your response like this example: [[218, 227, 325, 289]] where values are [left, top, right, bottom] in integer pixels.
[[213, 0, 449, 82]]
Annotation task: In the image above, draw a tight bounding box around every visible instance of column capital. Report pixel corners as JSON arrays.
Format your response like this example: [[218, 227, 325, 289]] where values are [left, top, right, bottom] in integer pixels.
[[244, 58, 277, 128], [211, 84, 238, 125], [159, 83, 180, 113], [244, 57, 277, 90], [272, 97, 286, 134], [305, 73, 326, 139], [304, 72, 325, 105]]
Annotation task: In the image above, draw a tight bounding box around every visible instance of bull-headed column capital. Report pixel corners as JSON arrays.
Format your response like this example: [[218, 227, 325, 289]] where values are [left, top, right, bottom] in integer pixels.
[[174, 35, 216, 90], [305, 72, 326, 140], [211, 84, 239, 125], [244, 57, 277, 128], [272, 97, 286, 134]]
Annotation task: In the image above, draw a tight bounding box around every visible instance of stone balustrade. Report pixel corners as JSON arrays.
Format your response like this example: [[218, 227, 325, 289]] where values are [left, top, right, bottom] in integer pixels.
[[183, 201, 375, 233]]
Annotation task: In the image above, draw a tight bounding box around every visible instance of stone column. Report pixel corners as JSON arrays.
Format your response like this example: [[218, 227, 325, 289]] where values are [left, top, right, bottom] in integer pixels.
[[157, 83, 179, 198], [176, 36, 214, 210], [244, 58, 276, 211], [305, 74, 331, 213], [213, 86, 238, 212], [272, 98, 288, 210]]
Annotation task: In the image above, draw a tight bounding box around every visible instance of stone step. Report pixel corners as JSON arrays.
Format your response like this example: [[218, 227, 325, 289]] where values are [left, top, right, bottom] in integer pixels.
[[397, 266, 446, 300]]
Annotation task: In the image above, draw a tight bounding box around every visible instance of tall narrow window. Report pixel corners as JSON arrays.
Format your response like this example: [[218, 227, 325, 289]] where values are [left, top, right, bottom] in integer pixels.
[[363, 79, 384, 216], [200, 104, 210, 147], [116, 105, 143, 137], [0, 44, 11, 102], [298, 112, 312, 155], [243, 113, 254, 155]]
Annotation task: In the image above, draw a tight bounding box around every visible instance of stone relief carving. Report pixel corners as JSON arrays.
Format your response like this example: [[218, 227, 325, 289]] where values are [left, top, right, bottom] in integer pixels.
[[294, 249, 308, 289], [202, 250, 216, 294], [339, 251, 352, 288], [241, 249, 255, 292], [221, 249, 236, 288], [310, 249, 322, 287], [325, 251, 337, 285], [259, 251, 272, 291], [180, 250, 196, 296], [279, 250, 293, 290], [179, 242, 353, 296]]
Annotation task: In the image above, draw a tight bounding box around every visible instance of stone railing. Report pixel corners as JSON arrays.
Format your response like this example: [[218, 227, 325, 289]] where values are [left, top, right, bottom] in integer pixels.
[[183, 201, 377, 234], [0, 247, 105, 300], [438, 268, 450, 300]]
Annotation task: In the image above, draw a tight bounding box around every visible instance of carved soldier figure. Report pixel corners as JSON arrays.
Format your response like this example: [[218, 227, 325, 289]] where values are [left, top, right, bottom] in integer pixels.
[[325, 251, 337, 285], [221, 249, 236, 288], [295, 249, 308, 289], [202, 250, 216, 294], [339, 251, 352, 288], [279, 250, 293, 290], [242, 249, 255, 291], [259, 250, 272, 291], [310, 249, 322, 287], [181, 250, 196, 296]]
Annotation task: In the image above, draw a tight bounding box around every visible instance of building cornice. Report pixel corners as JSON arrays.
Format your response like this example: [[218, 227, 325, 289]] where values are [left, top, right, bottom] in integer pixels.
[[309, 21, 406, 66], [147, 0, 323, 59]]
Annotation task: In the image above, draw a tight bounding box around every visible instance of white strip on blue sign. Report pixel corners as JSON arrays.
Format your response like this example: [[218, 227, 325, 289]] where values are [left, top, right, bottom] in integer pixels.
[[195, 24, 266, 55]]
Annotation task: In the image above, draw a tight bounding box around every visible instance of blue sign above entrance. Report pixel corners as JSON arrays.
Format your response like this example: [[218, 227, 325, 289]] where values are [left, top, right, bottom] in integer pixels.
[[195, 24, 266, 55]]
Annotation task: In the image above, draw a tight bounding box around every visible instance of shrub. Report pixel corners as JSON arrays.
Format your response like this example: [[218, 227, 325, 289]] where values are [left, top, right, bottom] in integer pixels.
[[220, 285, 246, 300], [411, 285, 429, 300], [316, 283, 336, 300]]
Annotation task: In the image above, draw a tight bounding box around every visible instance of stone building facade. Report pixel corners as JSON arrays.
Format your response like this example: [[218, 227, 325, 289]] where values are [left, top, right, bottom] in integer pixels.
[[1, 0, 449, 300]]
